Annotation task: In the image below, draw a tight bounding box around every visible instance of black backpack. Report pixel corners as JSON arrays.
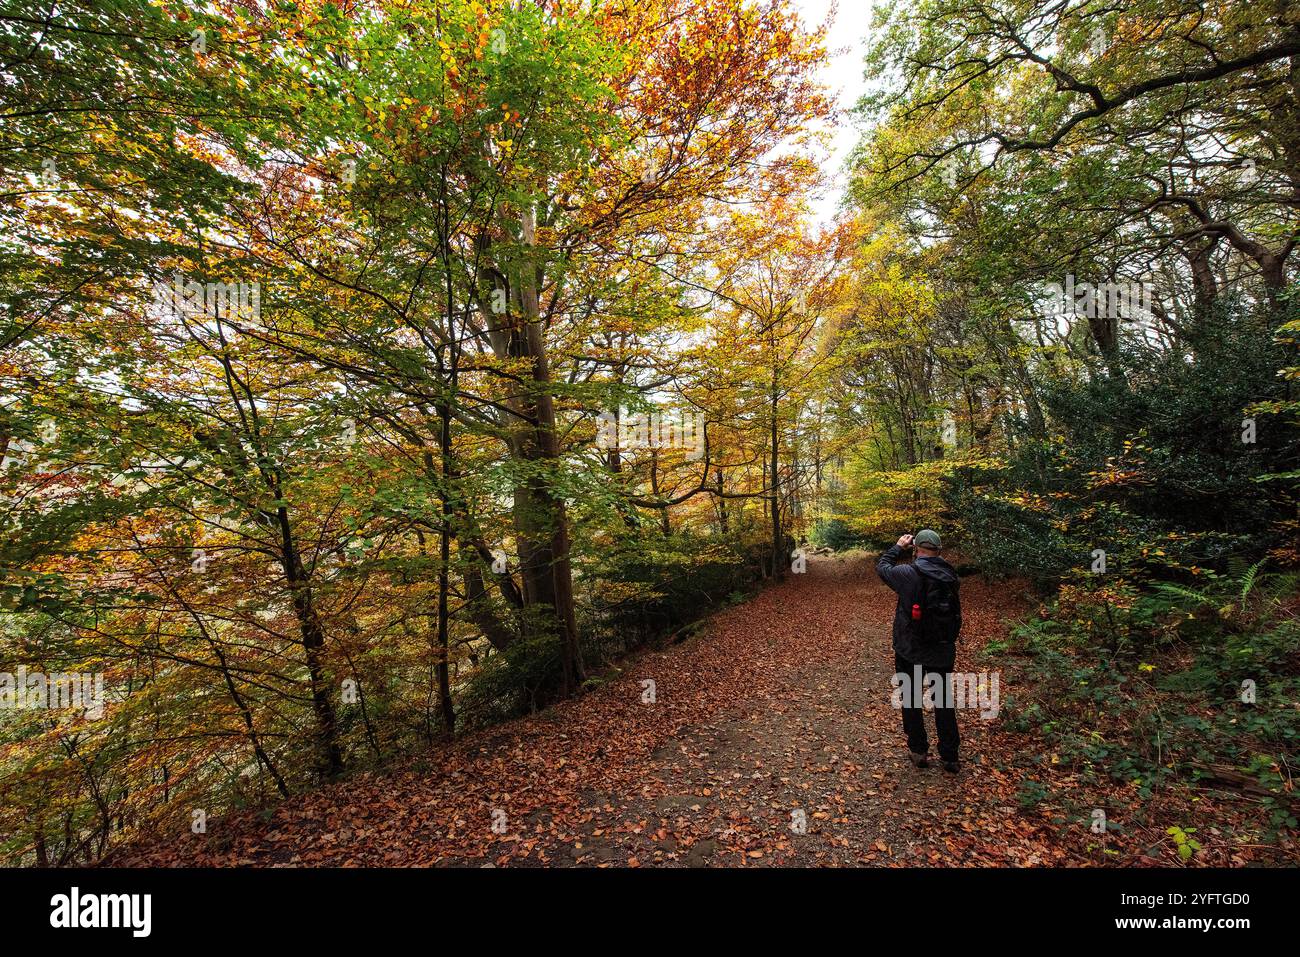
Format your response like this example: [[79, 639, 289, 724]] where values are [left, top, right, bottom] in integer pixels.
[[910, 567, 959, 645]]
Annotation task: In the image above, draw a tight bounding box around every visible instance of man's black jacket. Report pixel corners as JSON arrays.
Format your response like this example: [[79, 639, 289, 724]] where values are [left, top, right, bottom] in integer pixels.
[[876, 545, 962, 667]]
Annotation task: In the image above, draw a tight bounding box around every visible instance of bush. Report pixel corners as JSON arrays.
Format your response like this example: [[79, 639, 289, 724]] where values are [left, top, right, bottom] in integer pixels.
[[582, 530, 767, 659], [947, 299, 1300, 583], [809, 518, 868, 551], [991, 562, 1300, 824], [457, 528, 768, 728]]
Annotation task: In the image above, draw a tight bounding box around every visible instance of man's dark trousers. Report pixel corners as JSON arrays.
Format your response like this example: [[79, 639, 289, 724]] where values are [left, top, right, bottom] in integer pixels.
[[895, 652, 959, 762]]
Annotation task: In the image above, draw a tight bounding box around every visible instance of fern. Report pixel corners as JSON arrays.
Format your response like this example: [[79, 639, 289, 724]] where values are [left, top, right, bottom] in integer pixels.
[[1239, 559, 1267, 604], [1151, 560, 1278, 620], [1150, 582, 1215, 607]]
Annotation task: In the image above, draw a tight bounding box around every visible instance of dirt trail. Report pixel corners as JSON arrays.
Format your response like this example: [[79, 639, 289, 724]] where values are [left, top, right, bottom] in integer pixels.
[[116, 554, 1074, 867]]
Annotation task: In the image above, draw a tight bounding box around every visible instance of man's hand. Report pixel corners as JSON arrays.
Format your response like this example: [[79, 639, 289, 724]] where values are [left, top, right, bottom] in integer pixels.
[[897, 534, 914, 550]]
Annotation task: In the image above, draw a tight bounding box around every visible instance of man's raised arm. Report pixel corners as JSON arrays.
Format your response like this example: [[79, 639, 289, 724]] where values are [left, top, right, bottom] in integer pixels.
[[876, 533, 914, 592]]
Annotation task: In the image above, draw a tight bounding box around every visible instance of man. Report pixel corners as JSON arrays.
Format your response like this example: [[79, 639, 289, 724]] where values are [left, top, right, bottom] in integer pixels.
[[876, 529, 963, 773]]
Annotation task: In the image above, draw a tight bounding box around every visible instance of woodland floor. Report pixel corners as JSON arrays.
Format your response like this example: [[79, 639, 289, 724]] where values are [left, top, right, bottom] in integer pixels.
[[110, 554, 1289, 867]]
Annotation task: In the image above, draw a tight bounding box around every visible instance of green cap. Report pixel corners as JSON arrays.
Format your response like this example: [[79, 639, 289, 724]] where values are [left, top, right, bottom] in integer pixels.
[[914, 529, 942, 549]]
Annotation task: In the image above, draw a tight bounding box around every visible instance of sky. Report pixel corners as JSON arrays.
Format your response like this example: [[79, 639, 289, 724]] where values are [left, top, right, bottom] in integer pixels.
[[789, 0, 878, 227]]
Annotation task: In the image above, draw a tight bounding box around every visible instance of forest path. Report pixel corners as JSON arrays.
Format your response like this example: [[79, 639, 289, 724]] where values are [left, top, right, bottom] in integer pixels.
[[116, 555, 1073, 867]]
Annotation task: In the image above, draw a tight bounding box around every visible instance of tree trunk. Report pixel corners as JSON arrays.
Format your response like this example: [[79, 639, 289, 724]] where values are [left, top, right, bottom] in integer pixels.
[[716, 468, 729, 533], [486, 208, 584, 695], [770, 385, 783, 581], [277, 508, 343, 778], [436, 396, 456, 737]]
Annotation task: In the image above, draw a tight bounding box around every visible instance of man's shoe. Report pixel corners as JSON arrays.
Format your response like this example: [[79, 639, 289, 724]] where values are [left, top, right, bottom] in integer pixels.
[[942, 759, 960, 774], [908, 751, 929, 769]]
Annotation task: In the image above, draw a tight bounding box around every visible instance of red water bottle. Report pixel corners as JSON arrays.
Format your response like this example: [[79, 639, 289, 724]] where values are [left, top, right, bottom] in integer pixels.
[[911, 603, 922, 621]]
